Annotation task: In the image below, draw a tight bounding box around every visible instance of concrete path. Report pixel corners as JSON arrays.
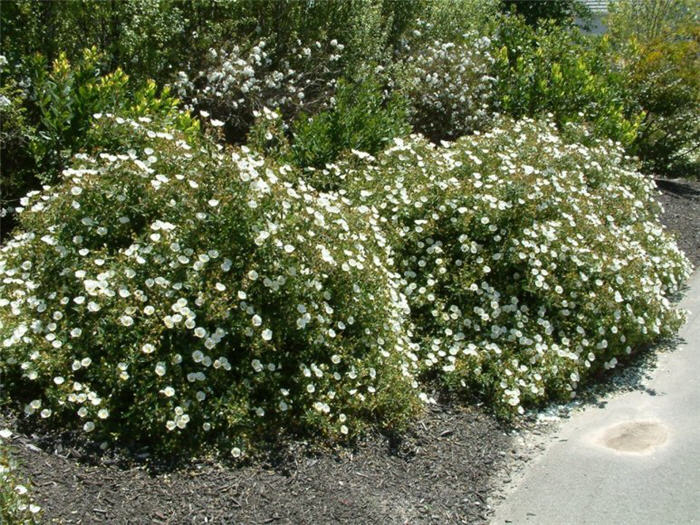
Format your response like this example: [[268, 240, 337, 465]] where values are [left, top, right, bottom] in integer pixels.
[[491, 270, 700, 525]]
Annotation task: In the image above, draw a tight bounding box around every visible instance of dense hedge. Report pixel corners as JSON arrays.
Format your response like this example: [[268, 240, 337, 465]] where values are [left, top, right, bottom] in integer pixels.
[[0, 0, 696, 468], [340, 118, 691, 414], [0, 116, 421, 455], [0, 114, 691, 455]]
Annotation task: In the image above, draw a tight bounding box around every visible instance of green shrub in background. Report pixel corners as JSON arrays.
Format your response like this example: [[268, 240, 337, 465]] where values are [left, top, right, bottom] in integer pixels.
[[400, 0, 501, 47], [340, 118, 691, 416], [607, 0, 699, 43], [0, 55, 35, 233], [493, 15, 643, 147], [286, 78, 410, 173], [501, 0, 591, 27], [1, 0, 205, 87], [0, 114, 421, 456], [626, 27, 699, 177], [24, 47, 199, 185], [607, 0, 700, 177]]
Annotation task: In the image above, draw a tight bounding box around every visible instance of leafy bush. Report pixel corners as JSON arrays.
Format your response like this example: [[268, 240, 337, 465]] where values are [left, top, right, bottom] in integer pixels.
[[340, 118, 691, 416], [0, 430, 41, 523], [501, 0, 590, 27], [1, 0, 208, 87], [493, 16, 643, 146], [0, 114, 421, 456], [0, 55, 35, 231], [399, 0, 502, 46], [607, 0, 699, 43], [395, 32, 497, 141], [286, 78, 410, 172], [24, 47, 199, 184], [608, 1, 700, 177], [625, 28, 700, 177]]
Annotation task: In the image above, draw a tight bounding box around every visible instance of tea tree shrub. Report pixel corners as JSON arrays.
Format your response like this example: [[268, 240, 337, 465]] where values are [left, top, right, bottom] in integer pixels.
[[175, 38, 345, 142], [0, 115, 421, 455], [395, 32, 497, 141], [341, 118, 691, 415]]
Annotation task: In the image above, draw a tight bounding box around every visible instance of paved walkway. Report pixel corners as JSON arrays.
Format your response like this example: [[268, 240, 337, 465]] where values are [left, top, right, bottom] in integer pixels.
[[491, 271, 700, 525]]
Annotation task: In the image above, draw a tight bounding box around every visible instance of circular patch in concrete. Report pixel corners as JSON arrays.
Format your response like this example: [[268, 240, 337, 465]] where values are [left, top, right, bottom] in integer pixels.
[[601, 421, 668, 454]]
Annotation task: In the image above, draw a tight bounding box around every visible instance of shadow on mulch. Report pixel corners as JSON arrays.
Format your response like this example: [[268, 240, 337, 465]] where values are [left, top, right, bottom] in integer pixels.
[[3, 403, 511, 524]]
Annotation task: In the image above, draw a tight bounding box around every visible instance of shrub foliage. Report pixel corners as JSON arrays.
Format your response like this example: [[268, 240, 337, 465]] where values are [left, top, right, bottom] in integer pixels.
[[340, 118, 691, 415], [0, 116, 421, 455], [0, 0, 696, 461]]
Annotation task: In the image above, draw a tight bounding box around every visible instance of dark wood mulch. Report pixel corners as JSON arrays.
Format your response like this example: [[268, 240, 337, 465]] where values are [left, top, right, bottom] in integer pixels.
[[6, 405, 510, 524], [656, 178, 700, 268]]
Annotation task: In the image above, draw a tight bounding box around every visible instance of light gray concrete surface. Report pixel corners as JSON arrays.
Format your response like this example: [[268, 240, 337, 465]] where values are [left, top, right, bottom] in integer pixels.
[[491, 270, 700, 525]]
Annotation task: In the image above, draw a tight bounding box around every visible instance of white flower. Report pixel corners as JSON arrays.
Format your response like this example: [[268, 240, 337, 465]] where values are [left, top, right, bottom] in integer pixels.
[[161, 386, 175, 397], [261, 329, 272, 341]]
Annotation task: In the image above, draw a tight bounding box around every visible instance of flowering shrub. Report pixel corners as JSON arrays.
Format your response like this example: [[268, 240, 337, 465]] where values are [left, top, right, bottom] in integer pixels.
[[175, 38, 346, 142], [0, 115, 421, 455], [396, 33, 498, 141], [0, 430, 41, 523], [340, 118, 691, 416]]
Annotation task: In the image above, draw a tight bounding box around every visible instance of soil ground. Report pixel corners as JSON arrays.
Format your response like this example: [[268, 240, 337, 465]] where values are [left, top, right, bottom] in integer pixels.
[[4, 406, 510, 524], [2, 177, 698, 525], [655, 178, 700, 268]]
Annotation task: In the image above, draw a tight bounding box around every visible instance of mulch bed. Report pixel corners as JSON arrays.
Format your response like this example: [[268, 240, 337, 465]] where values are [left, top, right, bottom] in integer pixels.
[[5, 405, 509, 524], [655, 178, 700, 269], [2, 177, 697, 525]]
